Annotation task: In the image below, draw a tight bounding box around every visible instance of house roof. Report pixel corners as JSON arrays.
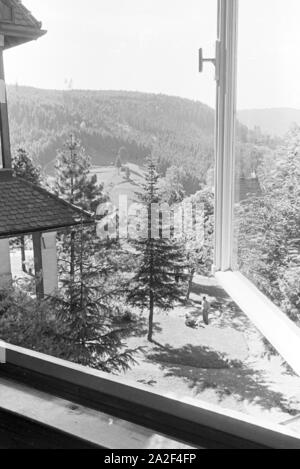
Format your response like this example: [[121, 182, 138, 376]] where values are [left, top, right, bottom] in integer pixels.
[[0, 0, 46, 49], [0, 171, 93, 238]]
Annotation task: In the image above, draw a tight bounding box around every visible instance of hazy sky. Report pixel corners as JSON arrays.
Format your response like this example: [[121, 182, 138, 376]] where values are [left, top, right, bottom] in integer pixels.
[[4, 0, 300, 110]]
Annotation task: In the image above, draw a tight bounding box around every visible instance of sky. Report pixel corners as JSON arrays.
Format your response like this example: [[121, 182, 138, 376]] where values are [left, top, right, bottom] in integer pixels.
[[4, 0, 300, 110]]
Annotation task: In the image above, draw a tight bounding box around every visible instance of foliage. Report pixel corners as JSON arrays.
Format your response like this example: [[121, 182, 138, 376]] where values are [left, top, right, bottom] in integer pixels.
[[52, 223, 137, 372], [0, 271, 136, 372], [8, 86, 274, 196], [55, 135, 106, 213], [55, 136, 107, 284], [8, 86, 215, 194], [237, 125, 300, 322], [53, 136, 137, 371], [161, 166, 186, 205], [184, 188, 214, 301], [12, 147, 42, 184]]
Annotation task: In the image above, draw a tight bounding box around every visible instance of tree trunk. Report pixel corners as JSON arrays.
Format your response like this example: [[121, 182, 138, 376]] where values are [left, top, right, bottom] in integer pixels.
[[148, 290, 154, 342], [32, 232, 44, 300], [186, 270, 195, 303], [70, 230, 76, 313], [21, 236, 26, 273]]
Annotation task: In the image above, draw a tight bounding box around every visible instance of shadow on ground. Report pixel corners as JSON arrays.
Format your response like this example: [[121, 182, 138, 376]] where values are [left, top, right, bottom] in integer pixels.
[[191, 281, 229, 301], [147, 344, 238, 370], [153, 357, 296, 415]]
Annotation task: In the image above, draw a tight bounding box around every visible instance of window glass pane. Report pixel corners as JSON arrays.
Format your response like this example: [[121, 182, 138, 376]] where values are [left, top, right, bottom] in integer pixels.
[[234, 0, 300, 325], [232, 0, 300, 431], [234, 1, 300, 427], [2, 0, 219, 408]]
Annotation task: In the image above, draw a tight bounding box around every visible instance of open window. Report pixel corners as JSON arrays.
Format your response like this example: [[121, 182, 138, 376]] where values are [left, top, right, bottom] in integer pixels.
[[214, 0, 300, 378]]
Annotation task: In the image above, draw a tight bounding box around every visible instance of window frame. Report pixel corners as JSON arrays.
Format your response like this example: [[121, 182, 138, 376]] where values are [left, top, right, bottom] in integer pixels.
[[213, 0, 300, 376], [214, 0, 238, 273]]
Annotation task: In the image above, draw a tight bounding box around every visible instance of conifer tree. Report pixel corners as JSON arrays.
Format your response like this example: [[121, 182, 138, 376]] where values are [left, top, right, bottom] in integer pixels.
[[51, 221, 136, 372], [55, 135, 105, 213], [127, 157, 187, 342], [53, 136, 136, 370], [13, 148, 42, 184], [55, 135, 107, 281]]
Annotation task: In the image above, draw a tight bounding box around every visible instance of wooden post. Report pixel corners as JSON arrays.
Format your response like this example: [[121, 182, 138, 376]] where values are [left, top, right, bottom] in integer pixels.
[[41, 232, 58, 295], [32, 232, 44, 300], [0, 238, 12, 286], [0, 34, 12, 169]]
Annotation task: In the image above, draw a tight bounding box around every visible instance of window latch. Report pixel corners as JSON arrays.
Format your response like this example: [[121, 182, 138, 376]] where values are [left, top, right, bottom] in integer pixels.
[[198, 42, 220, 81]]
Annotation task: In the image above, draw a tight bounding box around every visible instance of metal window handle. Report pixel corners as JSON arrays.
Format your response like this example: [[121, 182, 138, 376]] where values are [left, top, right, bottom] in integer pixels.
[[198, 48, 216, 72], [198, 43, 220, 81]]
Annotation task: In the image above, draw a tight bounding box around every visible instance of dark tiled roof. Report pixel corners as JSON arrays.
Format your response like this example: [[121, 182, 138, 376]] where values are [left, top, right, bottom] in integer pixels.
[[0, 0, 46, 49], [0, 173, 93, 238], [10, 0, 41, 28]]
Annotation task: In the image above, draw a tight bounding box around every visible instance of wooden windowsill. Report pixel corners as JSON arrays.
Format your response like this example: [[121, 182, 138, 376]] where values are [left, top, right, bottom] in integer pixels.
[[0, 376, 193, 449]]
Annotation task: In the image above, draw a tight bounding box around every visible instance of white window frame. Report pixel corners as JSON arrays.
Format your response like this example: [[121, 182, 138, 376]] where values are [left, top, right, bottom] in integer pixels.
[[214, 0, 300, 376]]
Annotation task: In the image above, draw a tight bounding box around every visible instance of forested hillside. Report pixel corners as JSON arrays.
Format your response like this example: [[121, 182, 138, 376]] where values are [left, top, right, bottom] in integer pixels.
[[7, 86, 216, 193]]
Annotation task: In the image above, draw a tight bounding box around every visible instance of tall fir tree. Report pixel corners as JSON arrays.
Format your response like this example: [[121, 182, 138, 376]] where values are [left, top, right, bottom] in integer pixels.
[[55, 135, 107, 283], [127, 157, 188, 342], [55, 135, 106, 213], [53, 136, 136, 370]]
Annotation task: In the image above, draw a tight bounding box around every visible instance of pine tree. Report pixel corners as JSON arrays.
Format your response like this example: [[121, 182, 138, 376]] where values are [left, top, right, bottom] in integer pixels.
[[127, 157, 187, 342], [55, 135, 107, 283], [53, 136, 136, 371], [55, 135, 105, 212], [0, 226, 137, 373], [51, 222, 136, 372], [13, 148, 42, 184]]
